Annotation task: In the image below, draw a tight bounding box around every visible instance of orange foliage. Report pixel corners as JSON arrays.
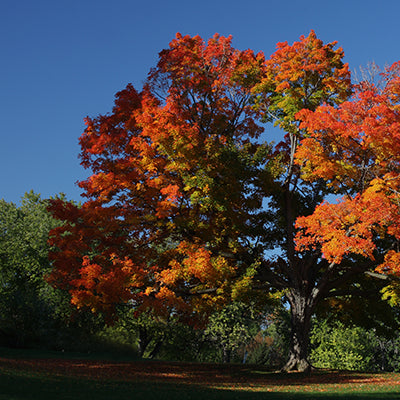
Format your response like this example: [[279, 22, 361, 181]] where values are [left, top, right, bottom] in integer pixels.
[[295, 63, 400, 276], [48, 30, 400, 330], [254, 30, 351, 132], [48, 33, 266, 319]]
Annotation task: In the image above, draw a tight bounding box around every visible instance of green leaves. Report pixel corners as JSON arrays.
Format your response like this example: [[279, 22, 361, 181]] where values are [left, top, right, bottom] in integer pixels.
[[0, 192, 69, 346], [204, 302, 261, 362], [310, 320, 374, 371]]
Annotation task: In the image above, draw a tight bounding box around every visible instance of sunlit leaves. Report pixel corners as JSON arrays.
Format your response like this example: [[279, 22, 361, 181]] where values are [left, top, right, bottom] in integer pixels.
[[48, 33, 269, 319], [47, 29, 400, 354], [254, 30, 351, 132], [295, 62, 400, 278]]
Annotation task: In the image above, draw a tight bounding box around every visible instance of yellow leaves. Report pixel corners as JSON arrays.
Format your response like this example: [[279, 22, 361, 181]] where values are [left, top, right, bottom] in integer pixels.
[[295, 138, 336, 183], [157, 241, 235, 294], [231, 275, 253, 301], [155, 286, 178, 303], [50, 31, 271, 320], [379, 250, 400, 306], [381, 283, 400, 307], [142, 285, 189, 318]]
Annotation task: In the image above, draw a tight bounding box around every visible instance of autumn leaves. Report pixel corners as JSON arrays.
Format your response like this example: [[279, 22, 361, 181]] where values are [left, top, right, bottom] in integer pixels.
[[48, 31, 400, 326], [296, 62, 400, 272]]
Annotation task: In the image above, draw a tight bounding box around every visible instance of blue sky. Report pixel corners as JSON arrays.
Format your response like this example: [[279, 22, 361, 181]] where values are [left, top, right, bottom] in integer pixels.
[[1, 0, 400, 204]]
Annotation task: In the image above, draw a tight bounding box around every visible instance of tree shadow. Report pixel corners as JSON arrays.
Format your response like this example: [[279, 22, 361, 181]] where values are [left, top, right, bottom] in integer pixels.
[[1, 357, 400, 400], [0, 368, 399, 400]]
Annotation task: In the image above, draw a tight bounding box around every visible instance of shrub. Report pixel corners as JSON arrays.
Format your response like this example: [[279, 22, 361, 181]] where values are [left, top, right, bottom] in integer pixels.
[[310, 319, 374, 371]]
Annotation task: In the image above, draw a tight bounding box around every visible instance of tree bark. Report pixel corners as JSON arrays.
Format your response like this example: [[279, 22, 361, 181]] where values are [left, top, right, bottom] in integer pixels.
[[148, 336, 164, 359], [222, 346, 232, 363], [138, 328, 151, 357], [282, 290, 314, 373]]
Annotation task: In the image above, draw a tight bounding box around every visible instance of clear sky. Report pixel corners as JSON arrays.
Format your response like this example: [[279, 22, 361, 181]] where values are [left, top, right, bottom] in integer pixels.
[[1, 0, 400, 204]]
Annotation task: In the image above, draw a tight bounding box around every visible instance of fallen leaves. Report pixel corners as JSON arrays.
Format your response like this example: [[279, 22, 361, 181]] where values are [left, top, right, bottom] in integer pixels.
[[1, 356, 400, 393]]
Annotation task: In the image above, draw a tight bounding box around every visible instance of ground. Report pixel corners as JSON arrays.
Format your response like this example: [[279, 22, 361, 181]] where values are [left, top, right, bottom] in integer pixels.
[[1, 355, 400, 393]]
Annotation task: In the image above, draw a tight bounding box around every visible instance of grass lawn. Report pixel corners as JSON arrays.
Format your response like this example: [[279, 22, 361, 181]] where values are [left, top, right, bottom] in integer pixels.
[[0, 348, 400, 399]]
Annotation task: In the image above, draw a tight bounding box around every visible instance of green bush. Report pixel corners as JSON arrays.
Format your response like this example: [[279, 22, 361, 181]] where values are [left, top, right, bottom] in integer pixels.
[[310, 319, 374, 371]]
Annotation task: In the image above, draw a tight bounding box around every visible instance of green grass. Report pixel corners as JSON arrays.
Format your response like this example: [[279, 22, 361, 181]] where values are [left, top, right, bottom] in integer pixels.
[[0, 348, 400, 399]]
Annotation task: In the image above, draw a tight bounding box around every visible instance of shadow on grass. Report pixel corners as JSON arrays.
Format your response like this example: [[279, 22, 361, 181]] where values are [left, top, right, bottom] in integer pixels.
[[0, 368, 399, 400], [0, 355, 387, 386], [1, 349, 400, 400]]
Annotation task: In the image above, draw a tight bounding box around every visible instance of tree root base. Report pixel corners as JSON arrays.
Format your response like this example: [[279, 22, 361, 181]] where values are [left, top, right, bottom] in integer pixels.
[[281, 357, 312, 374]]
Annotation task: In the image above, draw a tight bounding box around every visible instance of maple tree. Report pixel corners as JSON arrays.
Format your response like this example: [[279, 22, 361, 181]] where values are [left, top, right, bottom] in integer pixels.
[[295, 63, 400, 314], [48, 33, 268, 320], [247, 31, 356, 372], [253, 34, 400, 372], [48, 31, 400, 372]]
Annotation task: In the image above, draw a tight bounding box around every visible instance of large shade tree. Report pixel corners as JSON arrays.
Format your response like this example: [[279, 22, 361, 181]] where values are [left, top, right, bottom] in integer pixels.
[[49, 32, 400, 371], [49, 33, 269, 319]]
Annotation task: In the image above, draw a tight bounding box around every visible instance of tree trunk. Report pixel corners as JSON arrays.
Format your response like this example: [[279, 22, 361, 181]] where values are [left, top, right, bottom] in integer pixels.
[[138, 328, 151, 357], [282, 291, 314, 373], [148, 337, 164, 359], [222, 346, 232, 363]]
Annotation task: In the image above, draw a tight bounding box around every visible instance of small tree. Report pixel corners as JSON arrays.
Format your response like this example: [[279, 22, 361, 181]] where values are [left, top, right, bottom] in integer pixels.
[[204, 302, 261, 363]]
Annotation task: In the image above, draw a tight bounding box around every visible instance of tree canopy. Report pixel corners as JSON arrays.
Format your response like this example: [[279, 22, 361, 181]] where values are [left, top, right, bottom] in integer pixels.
[[49, 33, 270, 318], [48, 31, 400, 371]]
